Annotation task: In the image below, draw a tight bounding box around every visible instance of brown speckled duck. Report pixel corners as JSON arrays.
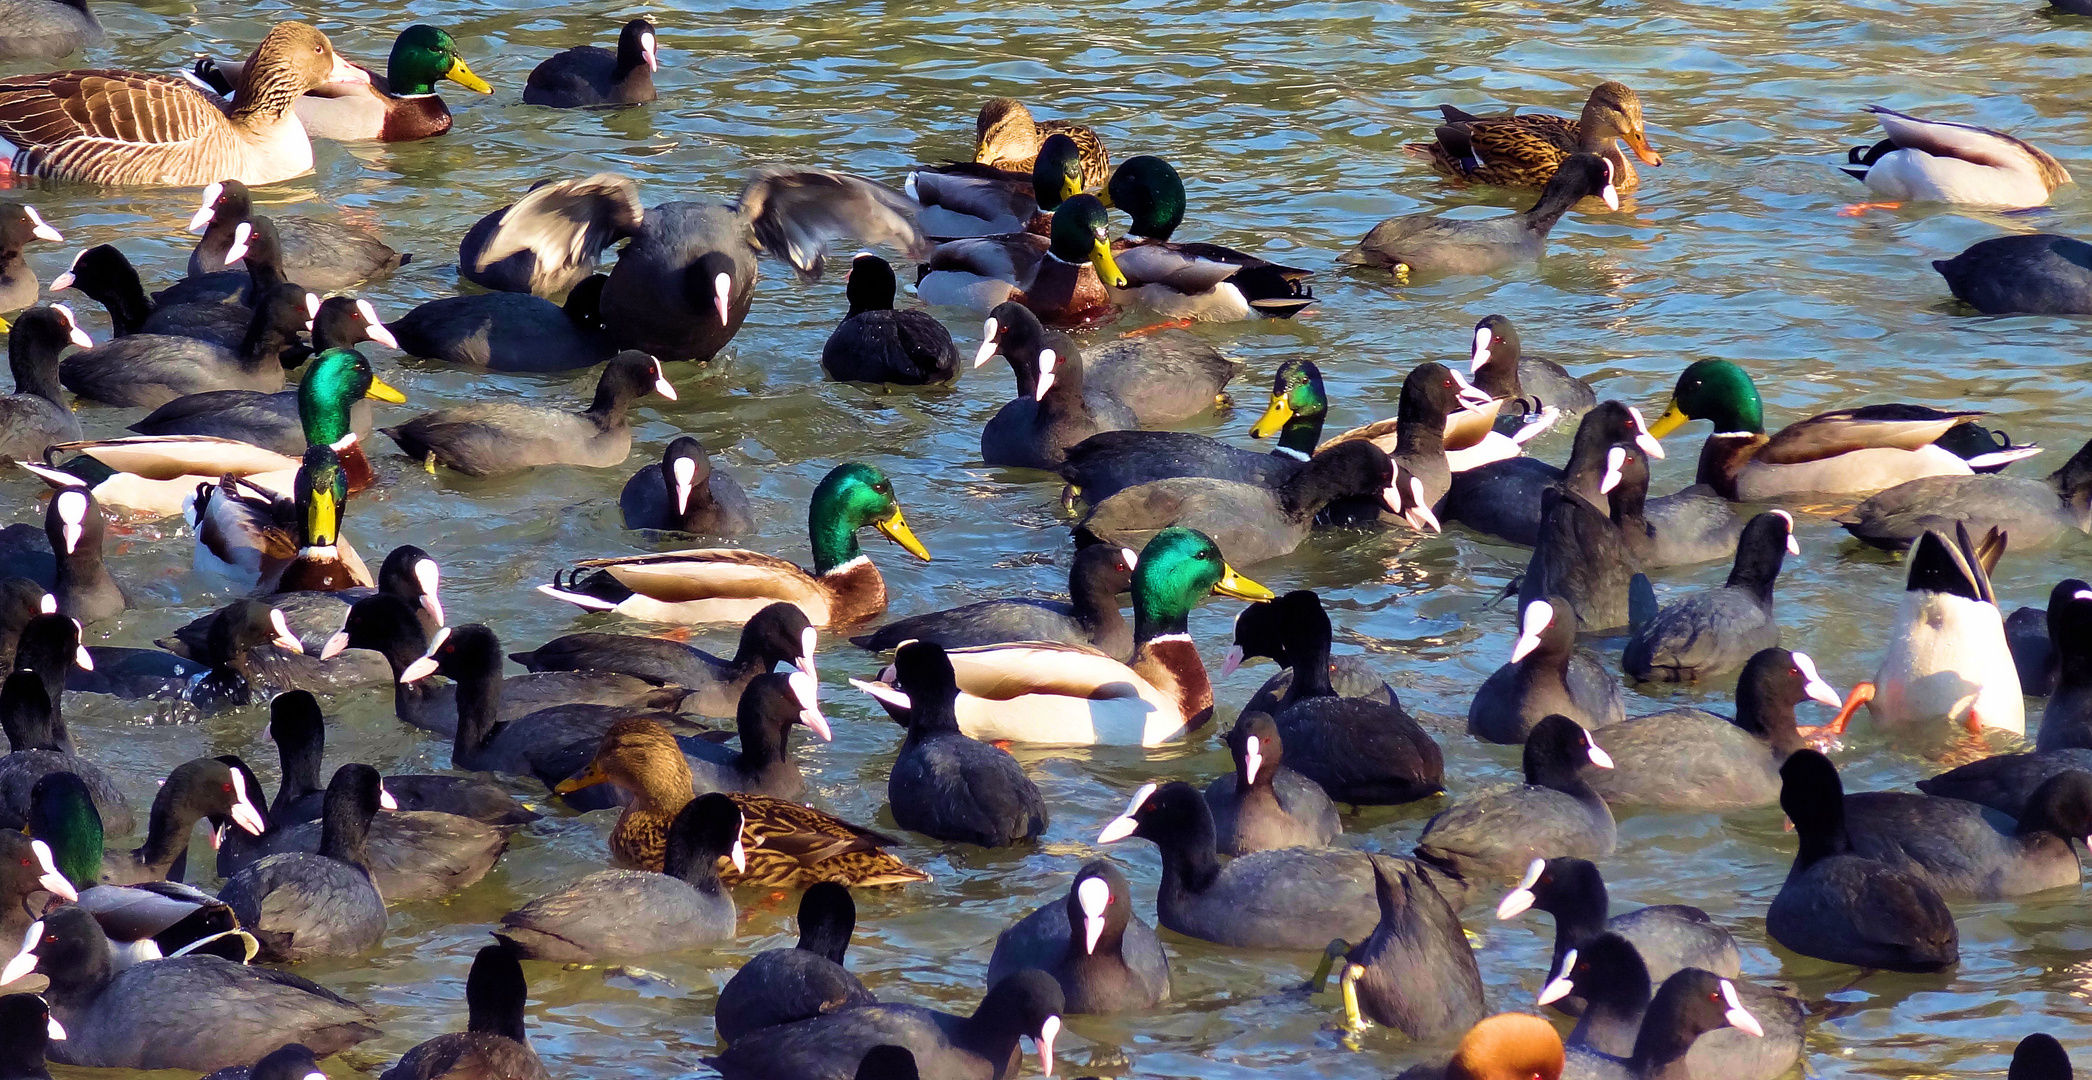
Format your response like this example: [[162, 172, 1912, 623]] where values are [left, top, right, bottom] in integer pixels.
[[1406, 81, 1663, 194]]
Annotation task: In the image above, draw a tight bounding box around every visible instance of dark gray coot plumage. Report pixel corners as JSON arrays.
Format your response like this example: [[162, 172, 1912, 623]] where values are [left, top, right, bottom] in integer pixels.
[[523, 17, 658, 107], [0, 482, 125, 625], [979, 302, 1137, 470], [380, 350, 676, 478], [714, 881, 875, 1044], [984, 859, 1170, 1015], [704, 968, 1064, 1080], [1096, 779, 1386, 950], [1202, 711, 1340, 855], [218, 762, 388, 962], [619, 435, 753, 535], [1494, 856, 1740, 1018], [1840, 435, 2092, 552], [2037, 581, 2092, 751], [1467, 314, 1597, 421], [1540, 933, 1793, 1080], [2007, 600, 2057, 697], [1622, 510, 1795, 684], [378, 940, 549, 1080], [100, 755, 266, 886], [1916, 747, 2092, 819], [509, 599, 814, 719], [1335, 855, 1484, 1040], [220, 769, 508, 904], [1838, 768, 2092, 900], [1414, 714, 1617, 904], [8, 905, 377, 1072], [1766, 750, 1959, 972], [1933, 233, 2092, 316], [494, 792, 741, 963], [0, 992, 61, 1080], [1469, 594, 1625, 744], [2009, 1033, 2075, 1080], [0, 307, 83, 463], [1586, 647, 1842, 811], [198, 1041, 324, 1080], [882, 641, 1048, 846], [1517, 407, 1651, 633], [852, 543, 1136, 660], [686, 668, 830, 800], [823, 254, 959, 385], [0, 670, 134, 835], [1223, 588, 1396, 715], [186, 181, 404, 292], [389, 276, 616, 371], [260, 688, 537, 829], [1339, 154, 1619, 278], [1607, 435, 1744, 570], [60, 281, 310, 409]]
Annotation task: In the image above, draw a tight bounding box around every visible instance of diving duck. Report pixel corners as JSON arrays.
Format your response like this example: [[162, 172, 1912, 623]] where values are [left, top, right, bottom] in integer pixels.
[[916, 194, 1127, 326], [190, 443, 373, 594], [1841, 106, 2069, 211], [1407, 81, 1663, 193], [1647, 358, 2040, 500], [906, 131, 1086, 237], [540, 462, 930, 627], [191, 24, 490, 143], [1103, 155, 1315, 321], [0, 22, 366, 186], [852, 527, 1272, 747], [971, 97, 1109, 190]]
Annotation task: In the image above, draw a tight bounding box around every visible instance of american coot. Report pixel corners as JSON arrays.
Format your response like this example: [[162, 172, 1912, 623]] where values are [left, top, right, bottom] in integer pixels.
[[1537, 934, 1788, 1080], [822, 254, 960, 384], [469, 170, 924, 364], [495, 793, 742, 964], [918, 196, 1126, 326], [1917, 747, 2092, 819], [714, 881, 876, 1043], [101, 756, 266, 885], [1097, 780, 1383, 949], [538, 462, 931, 627], [1439, 400, 1664, 549], [196, 1041, 329, 1080], [218, 762, 389, 961], [1768, 749, 1959, 972], [1407, 82, 1661, 192], [1101, 155, 1316, 321], [457, 180, 633, 296], [1414, 715, 1616, 902], [1496, 856, 1741, 1016], [0, 992, 64, 1080], [1202, 712, 1341, 855], [978, 304, 1136, 470], [0, 479, 126, 625], [1469, 596, 1626, 744], [1221, 589, 1398, 715], [523, 16, 658, 108], [126, 339, 402, 469], [704, 968, 1063, 1080], [2031, 583, 2092, 751], [1934, 233, 2092, 316], [148, 214, 286, 321], [0, 0, 100, 60], [679, 668, 830, 800], [1607, 436, 1744, 569], [0, 670, 135, 835], [1644, 359, 2035, 500], [1467, 314, 1598, 421], [0, 307, 84, 463], [1319, 360, 1495, 521], [7, 614, 91, 712], [509, 599, 814, 718], [984, 859, 1170, 1014], [620, 436, 754, 536], [389, 276, 616, 372], [261, 690, 538, 833], [1517, 416, 1650, 633], [184, 180, 405, 290], [379, 940, 548, 1080], [1841, 106, 2068, 210], [1329, 855, 1484, 1040], [1840, 434, 2092, 552], [879, 641, 1049, 847], [2008, 1033, 2076, 1080], [0, 828, 71, 935], [382, 350, 677, 478], [1621, 510, 1796, 684], [0, 578, 50, 669], [58, 283, 309, 408], [1838, 768, 2092, 899], [1391, 1013, 1566, 1080], [193, 540, 436, 657], [1338, 154, 1619, 280], [1586, 648, 1841, 812], [971, 98, 1109, 189], [0, 905, 377, 1072], [851, 543, 1135, 660], [973, 298, 1235, 429]]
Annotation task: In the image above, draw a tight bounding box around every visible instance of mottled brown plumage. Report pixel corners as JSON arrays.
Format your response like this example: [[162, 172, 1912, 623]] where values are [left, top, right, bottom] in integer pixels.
[[1405, 81, 1662, 193], [973, 97, 1110, 191]]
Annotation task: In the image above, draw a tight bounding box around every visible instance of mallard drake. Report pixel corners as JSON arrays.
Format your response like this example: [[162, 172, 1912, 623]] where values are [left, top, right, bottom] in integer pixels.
[[31, 440, 295, 520], [554, 716, 928, 888], [0, 204, 62, 312], [819, 254, 959, 385], [195, 24, 490, 143], [1103, 155, 1315, 321], [851, 542, 1137, 659], [468, 170, 924, 363], [1340, 154, 1619, 282], [0, 0, 100, 61], [382, 350, 675, 478], [523, 16, 657, 108], [540, 461, 931, 627], [1406, 81, 1663, 193], [1840, 106, 2069, 211], [1646, 358, 2040, 500], [972, 97, 1109, 191], [184, 181, 405, 289], [907, 132, 1085, 238], [190, 443, 373, 594], [917, 194, 1127, 326], [0, 23, 365, 186], [852, 527, 1271, 747], [0, 306, 85, 462], [1933, 233, 2092, 317]]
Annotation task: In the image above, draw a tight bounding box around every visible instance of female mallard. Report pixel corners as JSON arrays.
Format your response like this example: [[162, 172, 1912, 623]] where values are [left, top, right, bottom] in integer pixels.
[[192, 24, 490, 143], [972, 97, 1109, 191], [1103, 155, 1315, 321], [1840, 106, 2070, 212], [916, 194, 1127, 326], [1406, 81, 1663, 193], [907, 132, 1086, 237], [1647, 358, 2039, 500], [556, 717, 928, 888], [0, 22, 366, 186], [540, 461, 931, 627], [190, 443, 372, 593], [852, 527, 1272, 747]]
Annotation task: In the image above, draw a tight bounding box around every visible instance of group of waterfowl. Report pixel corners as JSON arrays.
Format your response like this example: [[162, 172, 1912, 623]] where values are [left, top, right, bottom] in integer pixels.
[[0, 5, 2076, 1080]]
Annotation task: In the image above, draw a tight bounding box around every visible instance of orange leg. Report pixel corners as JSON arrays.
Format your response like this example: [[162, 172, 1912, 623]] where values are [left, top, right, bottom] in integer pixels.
[[654, 626, 694, 643], [1120, 317, 1195, 338], [1798, 681, 1874, 749], [1837, 201, 1904, 217]]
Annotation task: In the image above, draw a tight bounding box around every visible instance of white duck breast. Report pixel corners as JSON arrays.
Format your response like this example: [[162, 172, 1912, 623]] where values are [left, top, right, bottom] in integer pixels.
[[1871, 528, 2024, 734], [934, 642, 1186, 747], [1853, 106, 2070, 210], [1735, 444, 1977, 500]]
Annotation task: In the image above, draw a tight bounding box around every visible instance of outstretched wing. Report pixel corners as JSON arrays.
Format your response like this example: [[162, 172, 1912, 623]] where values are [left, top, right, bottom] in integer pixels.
[[737, 167, 928, 281]]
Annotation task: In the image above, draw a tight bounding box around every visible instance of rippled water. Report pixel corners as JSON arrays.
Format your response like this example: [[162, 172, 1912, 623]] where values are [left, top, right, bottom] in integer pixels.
[[14, 0, 2092, 1076]]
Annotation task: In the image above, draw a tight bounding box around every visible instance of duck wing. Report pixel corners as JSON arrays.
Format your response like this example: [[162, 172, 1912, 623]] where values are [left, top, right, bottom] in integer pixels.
[[1759, 404, 1980, 464], [578, 548, 823, 604], [734, 167, 928, 281]]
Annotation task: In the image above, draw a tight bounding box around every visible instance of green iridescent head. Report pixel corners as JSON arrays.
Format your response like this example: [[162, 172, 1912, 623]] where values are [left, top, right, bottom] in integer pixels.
[[388, 24, 492, 97], [295, 444, 349, 548], [1131, 527, 1274, 639], [1649, 359, 1764, 438], [298, 347, 404, 448], [1047, 195, 1127, 287], [1106, 156, 1186, 241], [1247, 359, 1328, 456], [1030, 133, 1086, 213], [26, 770, 101, 889], [808, 463, 931, 575]]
